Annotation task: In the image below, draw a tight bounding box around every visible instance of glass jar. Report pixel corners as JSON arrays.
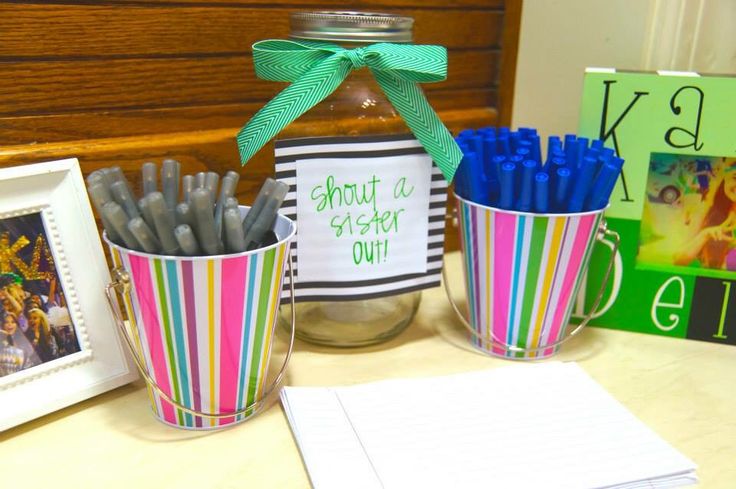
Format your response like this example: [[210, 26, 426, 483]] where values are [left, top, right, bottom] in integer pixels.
[[278, 11, 422, 347]]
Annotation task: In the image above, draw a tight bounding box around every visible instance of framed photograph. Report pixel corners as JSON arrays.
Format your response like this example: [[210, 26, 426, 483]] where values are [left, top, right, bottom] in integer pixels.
[[0, 158, 137, 431]]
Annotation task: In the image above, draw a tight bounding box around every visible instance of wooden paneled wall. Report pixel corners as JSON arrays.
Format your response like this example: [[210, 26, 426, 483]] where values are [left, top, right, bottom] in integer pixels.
[[0, 0, 521, 251]]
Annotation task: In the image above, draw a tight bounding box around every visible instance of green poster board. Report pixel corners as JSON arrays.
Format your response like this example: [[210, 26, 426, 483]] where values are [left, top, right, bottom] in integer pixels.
[[576, 68, 736, 345]]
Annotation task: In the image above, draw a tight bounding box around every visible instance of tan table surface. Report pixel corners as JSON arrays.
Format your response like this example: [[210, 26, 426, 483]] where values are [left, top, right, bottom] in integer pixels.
[[2, 252, 735, 488]]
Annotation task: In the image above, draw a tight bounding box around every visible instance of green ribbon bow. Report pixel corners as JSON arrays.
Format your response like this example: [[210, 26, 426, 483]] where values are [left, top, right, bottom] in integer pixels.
[[236, 39, 462, 182]]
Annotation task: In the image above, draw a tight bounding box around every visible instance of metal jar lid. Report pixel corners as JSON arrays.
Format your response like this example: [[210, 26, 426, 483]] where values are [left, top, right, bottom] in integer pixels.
[[289, 11, 414, 43]]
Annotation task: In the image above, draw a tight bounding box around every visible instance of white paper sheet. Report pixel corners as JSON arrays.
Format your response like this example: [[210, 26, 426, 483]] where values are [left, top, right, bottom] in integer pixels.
[[281, 363, 697, 489]]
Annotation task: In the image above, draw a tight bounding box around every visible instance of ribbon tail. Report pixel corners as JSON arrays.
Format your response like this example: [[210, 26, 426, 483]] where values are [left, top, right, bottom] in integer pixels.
[[237, 56, 351, 165], [372, 69, 462, 182]]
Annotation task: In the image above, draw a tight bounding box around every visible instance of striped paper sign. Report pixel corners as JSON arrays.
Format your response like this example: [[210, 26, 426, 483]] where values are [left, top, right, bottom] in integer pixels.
[[276, 134, 448, 302], [109, 238, 290, 429], [456, 196, 604, 359]]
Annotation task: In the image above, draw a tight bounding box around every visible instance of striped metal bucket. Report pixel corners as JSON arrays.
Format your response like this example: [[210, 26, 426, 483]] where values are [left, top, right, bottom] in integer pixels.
[[104, 210, 296, 429], [444, 194, 618, 360]]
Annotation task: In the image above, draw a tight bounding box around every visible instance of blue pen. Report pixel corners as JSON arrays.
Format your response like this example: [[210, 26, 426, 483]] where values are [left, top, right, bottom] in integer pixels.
[[529, 134, 542, 165], [610, 156, 624, 170], [454, 156, 472, 200], [498, 135, 512, 158], [548, 135, 562, 151], [587, 163, 621, 210], [518, 127, 532, 138], [510, 132, 521, 153], [482, 136, 498, 185], [548, 156, 566, 183], [465, 151, 489, 205], [483, 136, 497, 159], [565, 139, 580, 169], [469, 135, 484, 164], [517, 139, 532, 155], [478, 126, 496, 137], [515, 147, 531, 160], [491, 155, 506, 182], [517, 160, 537, 212], [568, 156, 598, 212], [508, 154, 524, 200], [488, 178, 501, 207], [534, 172, 550, 213], [551, 149, 566, 163], [458, 129, 475, 139], [498, 126, 510, 136], [591, 139, 604, 151], [554, 167, 572, 212], [576, 137, 589, 167], [600, 147, 615, 165], [499, 162, 516, 209]]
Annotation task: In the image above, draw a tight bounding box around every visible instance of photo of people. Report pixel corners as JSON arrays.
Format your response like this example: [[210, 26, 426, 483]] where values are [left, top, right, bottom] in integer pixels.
[[638, 153, 736, 272], [0, 213, 80, 377]]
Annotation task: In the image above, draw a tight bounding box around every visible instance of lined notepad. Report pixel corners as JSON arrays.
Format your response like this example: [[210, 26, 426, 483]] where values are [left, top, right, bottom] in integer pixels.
[[281, 363, 697, 489]]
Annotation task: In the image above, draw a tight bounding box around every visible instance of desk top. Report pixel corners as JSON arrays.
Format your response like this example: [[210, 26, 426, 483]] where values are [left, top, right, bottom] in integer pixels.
[[2, 252, 734, 488]]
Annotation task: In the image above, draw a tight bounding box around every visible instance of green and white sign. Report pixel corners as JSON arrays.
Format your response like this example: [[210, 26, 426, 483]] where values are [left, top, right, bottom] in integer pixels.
[[576, 69, 736, 346], [275, 134, 447, 302]]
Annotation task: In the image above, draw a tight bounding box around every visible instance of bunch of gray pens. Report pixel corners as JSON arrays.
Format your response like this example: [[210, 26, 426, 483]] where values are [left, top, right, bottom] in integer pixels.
[[454, 126, 625, 213], [86, 160, 288, 256]]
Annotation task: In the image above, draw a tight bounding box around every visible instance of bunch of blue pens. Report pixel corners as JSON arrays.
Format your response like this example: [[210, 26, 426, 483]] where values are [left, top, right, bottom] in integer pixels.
[[86, 161, 288, 256], [453, 126, 624, 213]]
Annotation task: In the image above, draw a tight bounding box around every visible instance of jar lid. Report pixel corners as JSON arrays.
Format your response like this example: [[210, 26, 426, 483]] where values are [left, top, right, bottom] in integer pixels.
[[289, 11, 414, 43]]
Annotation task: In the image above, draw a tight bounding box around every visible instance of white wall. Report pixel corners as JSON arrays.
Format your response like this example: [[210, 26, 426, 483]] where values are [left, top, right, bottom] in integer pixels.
[[511, 0, 736, 137]]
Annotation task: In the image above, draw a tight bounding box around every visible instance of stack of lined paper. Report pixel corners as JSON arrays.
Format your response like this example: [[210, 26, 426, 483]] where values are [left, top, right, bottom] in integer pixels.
[[281, 363, 697, 489]]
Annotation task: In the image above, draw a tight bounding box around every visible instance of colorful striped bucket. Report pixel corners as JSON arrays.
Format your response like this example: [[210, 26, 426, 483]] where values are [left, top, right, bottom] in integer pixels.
[[104, 210, 296, 429], [445, 194, 618, 360]]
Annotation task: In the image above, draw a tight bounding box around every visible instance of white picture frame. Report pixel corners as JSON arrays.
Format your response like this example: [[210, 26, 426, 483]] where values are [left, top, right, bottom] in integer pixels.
[[0, 158, 137, 431]]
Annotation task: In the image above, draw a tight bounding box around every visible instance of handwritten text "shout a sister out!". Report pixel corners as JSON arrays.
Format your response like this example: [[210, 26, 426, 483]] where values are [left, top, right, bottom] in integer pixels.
[[310, 174, 415, 266]]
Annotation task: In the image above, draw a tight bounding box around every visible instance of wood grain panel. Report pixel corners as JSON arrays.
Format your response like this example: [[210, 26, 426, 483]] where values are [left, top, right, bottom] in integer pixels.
[[498, 0, 522, 125], [0, 89, 497, 144], [0, 107, 494, 252], [107, 0, 502, 8], [0, 107, 495, 168], [0, 50, 498, 115], [0, 5, 502, 58]]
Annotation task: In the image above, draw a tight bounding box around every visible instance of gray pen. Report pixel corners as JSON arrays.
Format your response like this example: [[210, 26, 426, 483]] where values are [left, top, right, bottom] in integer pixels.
[[128, 217, 161, 254], [224, 170, 240, 189], [86, 170, 106, 188], [175, 202, 195, 228], [161, 159, 179, 215], [182, 175, 194, 203], [99, 167, 117, 188], [204, 172, 219, 197], [102, 201, 139, 250], [138, 196, 156, 231], [174, 225, 201, 256], [190, 188, 222, 255], [195, 172, 206, 189], [242, 178, 278, 236], [87, 182, 121, 243], [147, 192, 180, 255], [223, 196, 239, 213], [214, 174, 238, 240], [223, 208, 247, 253], [243, 181, 288, 249], [142, 162, 157, 195], [110, 180, 140, 219], [108, 167, 135, 198]]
